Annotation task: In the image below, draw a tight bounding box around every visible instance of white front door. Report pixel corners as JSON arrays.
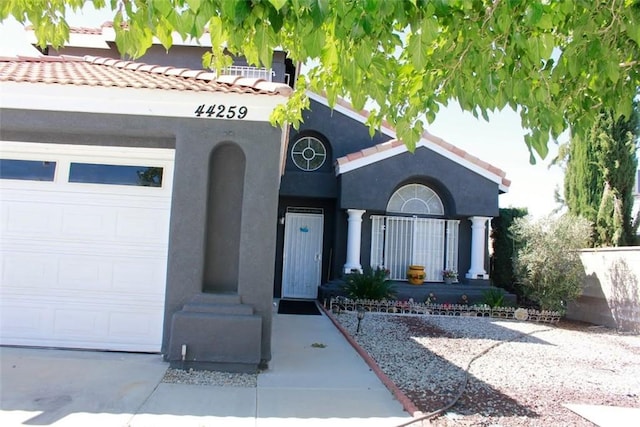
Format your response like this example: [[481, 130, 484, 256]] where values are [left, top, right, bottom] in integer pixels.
[[281, 212, 323, 299]]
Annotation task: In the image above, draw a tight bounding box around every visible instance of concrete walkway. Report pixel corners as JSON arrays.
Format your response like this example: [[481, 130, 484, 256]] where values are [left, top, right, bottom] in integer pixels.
[[0, 310, 413, 427]]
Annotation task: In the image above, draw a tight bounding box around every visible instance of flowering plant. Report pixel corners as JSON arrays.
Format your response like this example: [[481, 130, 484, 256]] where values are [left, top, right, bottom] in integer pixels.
[[442, 269, 458, 279]]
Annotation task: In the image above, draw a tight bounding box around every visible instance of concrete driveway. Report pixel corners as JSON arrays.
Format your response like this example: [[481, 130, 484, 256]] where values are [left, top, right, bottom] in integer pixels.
[[0, 312, 413, 427], [0, 347, 167, 426]]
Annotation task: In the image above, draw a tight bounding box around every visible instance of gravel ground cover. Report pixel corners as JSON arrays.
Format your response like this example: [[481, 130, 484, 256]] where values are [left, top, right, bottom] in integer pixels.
[[334, 312, 640, 426], [162, 368, 258, 387]]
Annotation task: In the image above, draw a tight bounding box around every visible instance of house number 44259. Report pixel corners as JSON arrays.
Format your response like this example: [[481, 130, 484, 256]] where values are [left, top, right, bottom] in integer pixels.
[[194, 104, 248, 119]]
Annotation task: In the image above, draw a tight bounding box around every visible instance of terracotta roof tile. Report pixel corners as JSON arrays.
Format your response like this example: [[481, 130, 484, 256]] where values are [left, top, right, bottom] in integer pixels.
[[26, 25, 104, 35], [361, 147, 379, 157], [0, 55, 293, 96], [69, 26, 104, 35]]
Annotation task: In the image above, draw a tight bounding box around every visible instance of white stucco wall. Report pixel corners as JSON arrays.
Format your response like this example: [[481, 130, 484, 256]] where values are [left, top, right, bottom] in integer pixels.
[[566, 247, 640, 332]]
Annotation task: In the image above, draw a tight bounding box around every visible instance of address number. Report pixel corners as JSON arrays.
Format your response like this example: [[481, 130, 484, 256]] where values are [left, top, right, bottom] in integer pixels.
[[194, 104, 248, 119]]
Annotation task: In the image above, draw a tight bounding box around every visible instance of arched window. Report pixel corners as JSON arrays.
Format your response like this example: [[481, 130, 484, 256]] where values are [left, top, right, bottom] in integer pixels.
[[386, 183, 444, 215]]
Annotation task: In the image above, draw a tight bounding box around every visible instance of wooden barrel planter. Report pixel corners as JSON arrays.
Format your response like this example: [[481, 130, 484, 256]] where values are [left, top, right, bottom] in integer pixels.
[[406, 265, 426, 285]]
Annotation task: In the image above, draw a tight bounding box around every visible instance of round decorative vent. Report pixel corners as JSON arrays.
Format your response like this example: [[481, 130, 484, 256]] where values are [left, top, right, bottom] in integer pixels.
[[291, 136, 327, 171]]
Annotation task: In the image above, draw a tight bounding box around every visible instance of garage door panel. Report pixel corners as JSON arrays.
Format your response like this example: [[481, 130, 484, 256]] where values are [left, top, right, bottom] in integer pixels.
[[57, 258, 112, 291], [3, 201, 64, 235], [116, 210, 169, 241], [1, 294, 165, 351], [2, 250, 167, 294], [0, 305, 46, 334], [62, 208, 117, 237], [0, 142, 173, 352], [2, 191, 170, 243], [1, 253, 58, 288], [112, 260, 167, 292]]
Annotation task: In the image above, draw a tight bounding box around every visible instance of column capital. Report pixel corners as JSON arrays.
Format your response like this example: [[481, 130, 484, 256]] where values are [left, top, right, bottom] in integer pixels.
[[468, 216, 492, 224], [346, 209, 366, 218]]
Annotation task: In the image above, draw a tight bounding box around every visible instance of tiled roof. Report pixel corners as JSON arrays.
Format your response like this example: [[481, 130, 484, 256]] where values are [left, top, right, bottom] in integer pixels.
[[337, 137, 512, 189], [26, 24, 106, 34], [320, 94, 511, 189], [0, 55, 292, 96], [67, 26, 104, 35]]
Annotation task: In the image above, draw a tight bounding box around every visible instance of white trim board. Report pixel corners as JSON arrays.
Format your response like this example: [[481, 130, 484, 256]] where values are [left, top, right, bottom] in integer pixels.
[[1, 81, 289, 122]]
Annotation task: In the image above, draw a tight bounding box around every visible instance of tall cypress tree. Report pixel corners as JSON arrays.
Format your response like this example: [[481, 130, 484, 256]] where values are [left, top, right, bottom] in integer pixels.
[[564, 105, 639, 246]]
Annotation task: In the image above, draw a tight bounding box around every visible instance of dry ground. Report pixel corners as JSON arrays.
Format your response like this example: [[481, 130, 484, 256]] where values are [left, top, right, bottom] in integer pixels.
[[341, 314, 640, 426]]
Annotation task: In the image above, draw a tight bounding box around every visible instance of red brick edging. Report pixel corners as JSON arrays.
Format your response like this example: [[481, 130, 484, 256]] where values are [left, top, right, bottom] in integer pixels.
[[321, 305, 422, 416]]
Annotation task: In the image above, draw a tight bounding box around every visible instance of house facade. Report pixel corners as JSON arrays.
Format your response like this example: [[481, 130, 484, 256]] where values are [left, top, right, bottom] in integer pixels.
[[0, 24, 510, 370], [275, 93, 510, 300], [28, 24, 511, 290], [0, 54, 291, 371]]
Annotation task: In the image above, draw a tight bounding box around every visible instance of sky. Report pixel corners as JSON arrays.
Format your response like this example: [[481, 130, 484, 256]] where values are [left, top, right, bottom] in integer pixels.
[[1, 5, 566, 218]]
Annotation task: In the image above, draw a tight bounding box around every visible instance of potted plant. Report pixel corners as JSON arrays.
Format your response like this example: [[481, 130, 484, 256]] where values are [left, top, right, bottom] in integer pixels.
[[442, 269, 458, 284]]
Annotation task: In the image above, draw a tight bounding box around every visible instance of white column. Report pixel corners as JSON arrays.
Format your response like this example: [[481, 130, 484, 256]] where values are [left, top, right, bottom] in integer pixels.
[[344, 209, 365, 274], [466, 216, 491, 280]]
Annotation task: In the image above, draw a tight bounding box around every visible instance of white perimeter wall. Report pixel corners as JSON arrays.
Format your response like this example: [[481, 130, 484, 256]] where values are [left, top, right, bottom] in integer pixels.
[[566, 247, 640, 332]]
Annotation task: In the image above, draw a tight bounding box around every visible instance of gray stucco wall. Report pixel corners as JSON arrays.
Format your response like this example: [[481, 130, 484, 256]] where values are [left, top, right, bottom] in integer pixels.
[[166, 121, 282, 364], [339, 147, 500, 217], [1, 107, 283, 365], [280, 100, 389, 199]]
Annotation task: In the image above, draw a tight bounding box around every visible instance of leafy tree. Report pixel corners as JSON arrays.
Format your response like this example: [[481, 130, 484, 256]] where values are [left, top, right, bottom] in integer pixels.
[[3, 1, 639, 160], [563, 106, 639, 246], [510, 214, 591, 312]]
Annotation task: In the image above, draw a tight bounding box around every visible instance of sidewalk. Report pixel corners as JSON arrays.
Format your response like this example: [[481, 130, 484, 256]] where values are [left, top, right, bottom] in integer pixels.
[[0, 309, 413, 427]]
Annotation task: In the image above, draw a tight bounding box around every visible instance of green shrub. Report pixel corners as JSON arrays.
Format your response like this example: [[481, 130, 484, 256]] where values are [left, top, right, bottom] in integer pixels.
[[511, 214, 591, 312], [490, 207, 528, 295], [342, 267, 396, 300], [481, 287, 506, 308]]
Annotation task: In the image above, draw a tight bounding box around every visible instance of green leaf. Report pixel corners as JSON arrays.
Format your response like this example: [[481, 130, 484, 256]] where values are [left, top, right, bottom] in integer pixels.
[[220, 0, 237, 20], [185, 0, 201, 13], [354, 43, 372, 69], [152, 0, 172, 17], [625, 21, 640, 47], [311, 0, 329, 27], [303, 29, 324, 58], [605, 61, 619, 84], [255, 22, 274, 68], [408, 30, 426, 70], [156, 18, 173, 51], [268, 0, 287, 11], [321, 37, 338, 66], [268, 7, 284, 33]]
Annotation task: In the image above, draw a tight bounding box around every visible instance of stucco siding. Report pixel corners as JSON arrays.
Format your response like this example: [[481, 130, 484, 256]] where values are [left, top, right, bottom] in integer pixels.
[[339, 147, 499, 217], [2, 107, 283, 365]]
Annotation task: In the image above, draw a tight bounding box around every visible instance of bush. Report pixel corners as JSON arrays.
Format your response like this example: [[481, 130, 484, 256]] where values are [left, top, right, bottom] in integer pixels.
[[481, 287, 506, 308], [490, 207, 528, 293], [341, 267, 396, 300], [510, 214, 591, 312]]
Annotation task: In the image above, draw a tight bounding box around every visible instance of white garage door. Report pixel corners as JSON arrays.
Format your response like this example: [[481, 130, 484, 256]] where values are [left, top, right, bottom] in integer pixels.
[[0, 141, 174, 352]]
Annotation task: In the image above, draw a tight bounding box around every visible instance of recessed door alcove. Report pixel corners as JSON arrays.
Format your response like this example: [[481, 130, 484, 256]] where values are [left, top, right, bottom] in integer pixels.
[[203, 143, 245, 293]]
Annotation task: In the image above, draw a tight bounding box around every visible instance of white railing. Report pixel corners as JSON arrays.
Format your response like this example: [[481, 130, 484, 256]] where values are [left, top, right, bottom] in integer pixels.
[[370, 215, 459, 282], [221, 65, 275, 81]]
